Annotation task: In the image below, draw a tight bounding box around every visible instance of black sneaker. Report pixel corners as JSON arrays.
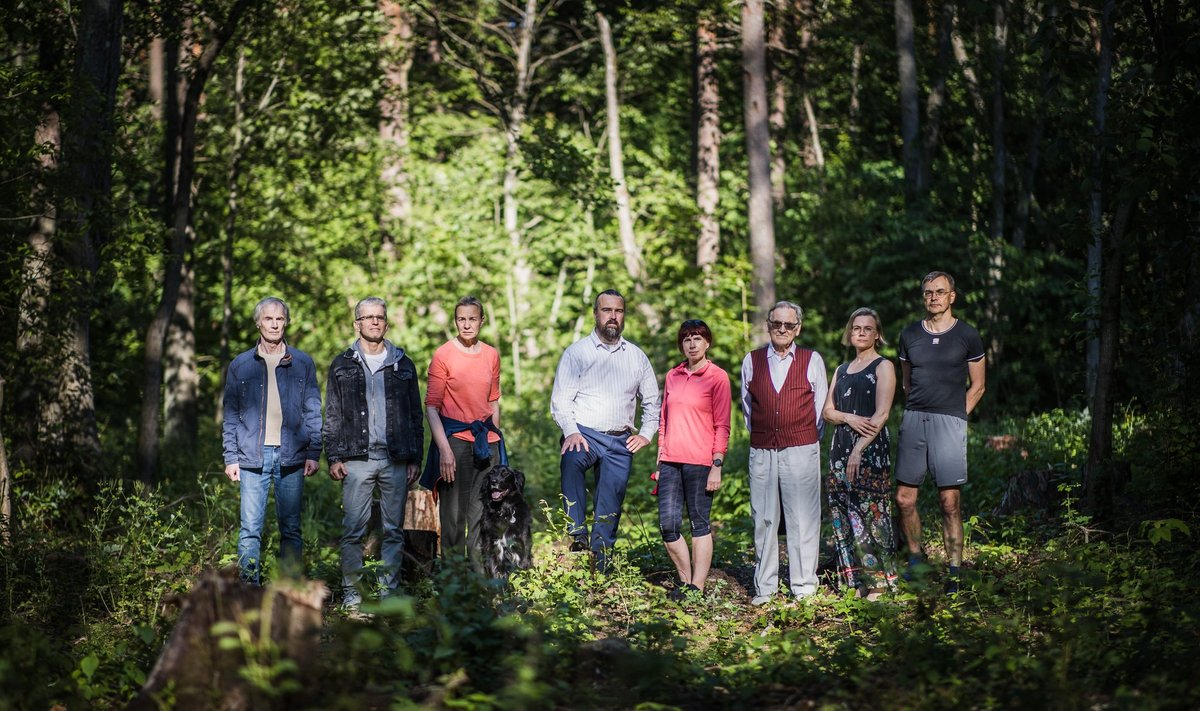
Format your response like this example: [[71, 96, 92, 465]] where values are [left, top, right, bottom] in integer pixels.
[[569, 537, 588, 553]]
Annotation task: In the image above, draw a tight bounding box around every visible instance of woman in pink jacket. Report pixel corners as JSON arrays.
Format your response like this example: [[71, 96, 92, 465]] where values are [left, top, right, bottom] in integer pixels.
[[656, 319, 731, 600]]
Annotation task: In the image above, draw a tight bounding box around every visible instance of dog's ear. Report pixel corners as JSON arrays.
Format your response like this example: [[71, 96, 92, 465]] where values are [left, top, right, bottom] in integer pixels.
[[513, 468, 525, 492]]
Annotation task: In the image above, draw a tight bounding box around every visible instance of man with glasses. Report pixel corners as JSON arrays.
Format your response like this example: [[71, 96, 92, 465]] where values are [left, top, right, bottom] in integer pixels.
[[740, 301, 828, 605], [895, 271, 986, 594], [223, 296, 322, 585], [323, 297, 424, 612], [551, 289, 660, 573]]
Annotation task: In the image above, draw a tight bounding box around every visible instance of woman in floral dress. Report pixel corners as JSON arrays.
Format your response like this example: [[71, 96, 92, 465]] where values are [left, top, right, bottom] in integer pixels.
[[821, 307, 898, 599]]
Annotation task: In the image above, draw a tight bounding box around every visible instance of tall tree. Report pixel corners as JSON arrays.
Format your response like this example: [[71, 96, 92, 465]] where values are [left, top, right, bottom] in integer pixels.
[[1082, 0, 1120, 517], [138, 0, 253, 483], [695, 15, 720, 274], [16, 29, 63, 467], [767, 1, 788, 207], [596, 12, 645, 288], [743, 0, 776, 323], [985, 0, 1008, 364], [379, 0, 414, 261], [795, 0, 823, 169], [894, 0, 925, 202], [19, 0, 125, 474], [1012, 1, 1057, 251]]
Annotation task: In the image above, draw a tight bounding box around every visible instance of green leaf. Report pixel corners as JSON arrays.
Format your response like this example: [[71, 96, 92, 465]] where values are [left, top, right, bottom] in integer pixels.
[[80, 654, 99, 680]]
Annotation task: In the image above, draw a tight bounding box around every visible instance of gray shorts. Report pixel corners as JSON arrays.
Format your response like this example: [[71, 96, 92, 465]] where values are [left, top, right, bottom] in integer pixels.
[[895, 410, 968, 488]]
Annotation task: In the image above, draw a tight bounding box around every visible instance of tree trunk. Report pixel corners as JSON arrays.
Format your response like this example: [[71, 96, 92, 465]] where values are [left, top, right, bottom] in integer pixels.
[[0, 377, 11, 545], [1013, 2, 1056, 251], [16, 89, 61, 466], [379, 0, 413, 262], [986, 0, 1008, 365], [1084, 198, 1131, 519], [695, 17, 721, 273], [216, 51, 248, 423], [768, 3, 788, 207], [743, 0, 776, 323], [502, 0, 537, 394], [597, 12, 644, 285], [795, 0, 824, 169], [55, 0, 125, 473], [138, 0, 251, 484], [924, 1, 955, 173], [1085, 0, 1113, 402], [952, 28, 987, 117], [894, 0, 925, 202], [164, 256, 198, 450], [848, 43, 863, 134]]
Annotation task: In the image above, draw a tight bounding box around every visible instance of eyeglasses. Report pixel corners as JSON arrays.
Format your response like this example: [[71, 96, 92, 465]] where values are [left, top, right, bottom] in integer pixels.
[[767, 320, 800, 331], [922, 289, 951, 299], [356, 315, 387, 323]]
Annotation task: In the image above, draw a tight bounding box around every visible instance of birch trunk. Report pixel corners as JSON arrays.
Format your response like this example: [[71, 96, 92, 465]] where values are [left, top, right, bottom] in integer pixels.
[[597, 12, 644, 284], [743, 0, 776, 322], [502, 0, 537, 394], [695, 17, 721, 273]]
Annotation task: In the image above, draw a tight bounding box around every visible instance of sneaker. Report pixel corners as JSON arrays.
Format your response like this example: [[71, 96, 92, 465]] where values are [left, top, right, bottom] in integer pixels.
[[750, 595, 773, 606], [569, 537, 589, 553], [667, 587, 688, 602]]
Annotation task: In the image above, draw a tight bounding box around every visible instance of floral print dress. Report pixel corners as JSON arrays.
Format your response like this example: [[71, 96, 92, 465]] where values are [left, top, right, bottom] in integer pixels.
[[826, 357, 898, 591]]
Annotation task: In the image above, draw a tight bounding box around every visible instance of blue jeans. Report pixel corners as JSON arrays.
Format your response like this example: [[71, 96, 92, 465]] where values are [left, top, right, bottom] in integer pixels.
[[340, 454, 408, 599], [560, 426, 634, 555], [657, 462, 714, 543], [238, 446, 304, 585]]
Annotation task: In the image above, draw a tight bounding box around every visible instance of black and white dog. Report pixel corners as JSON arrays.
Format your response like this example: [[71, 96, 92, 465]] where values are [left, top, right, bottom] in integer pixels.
[[477, 465, 533, 578]]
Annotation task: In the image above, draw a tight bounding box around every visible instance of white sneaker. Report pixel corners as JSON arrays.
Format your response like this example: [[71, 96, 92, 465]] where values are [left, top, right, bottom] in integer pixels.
[[751, 595, 773, 606]]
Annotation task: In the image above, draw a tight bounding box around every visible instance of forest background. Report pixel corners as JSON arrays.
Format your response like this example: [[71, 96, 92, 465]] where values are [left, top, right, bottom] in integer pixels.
[[1, 0, 1198, 708]]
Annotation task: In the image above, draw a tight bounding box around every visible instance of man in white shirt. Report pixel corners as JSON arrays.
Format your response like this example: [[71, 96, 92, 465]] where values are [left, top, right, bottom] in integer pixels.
[[551, 290, 660, 571], [740, 301, 828, 605]]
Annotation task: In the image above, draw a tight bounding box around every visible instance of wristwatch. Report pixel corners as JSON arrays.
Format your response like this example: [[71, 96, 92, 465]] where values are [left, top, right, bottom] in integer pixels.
[[711, 458, 724, 467]]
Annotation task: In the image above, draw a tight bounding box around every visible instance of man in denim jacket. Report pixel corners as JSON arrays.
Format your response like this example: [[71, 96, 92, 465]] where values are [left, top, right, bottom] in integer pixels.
[[323, 297, 424, 611], [222, 297, 322, 585]]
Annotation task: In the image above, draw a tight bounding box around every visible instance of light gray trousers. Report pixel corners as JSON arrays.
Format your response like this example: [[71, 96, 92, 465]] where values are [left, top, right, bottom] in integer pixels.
[[749, 444, 821, 597]]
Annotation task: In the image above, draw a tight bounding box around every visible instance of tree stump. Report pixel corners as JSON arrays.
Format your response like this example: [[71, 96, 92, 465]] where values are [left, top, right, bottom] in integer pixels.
[[128, 568, 326, 711]]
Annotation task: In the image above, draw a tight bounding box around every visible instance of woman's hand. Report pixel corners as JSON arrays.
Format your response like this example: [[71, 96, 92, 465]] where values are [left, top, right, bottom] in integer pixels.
[[706, 465, 722, 492], [846, 450, 863, 483], [843, 413, 879, 438], [439, 445, 457, 483]]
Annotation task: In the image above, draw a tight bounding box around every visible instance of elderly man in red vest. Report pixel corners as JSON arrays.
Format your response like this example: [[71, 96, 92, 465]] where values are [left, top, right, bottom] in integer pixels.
[[740, 301, 829, 605]]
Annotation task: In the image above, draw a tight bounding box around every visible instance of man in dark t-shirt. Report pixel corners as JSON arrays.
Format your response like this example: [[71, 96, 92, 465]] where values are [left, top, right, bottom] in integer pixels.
[[895, 271, 986, 594]]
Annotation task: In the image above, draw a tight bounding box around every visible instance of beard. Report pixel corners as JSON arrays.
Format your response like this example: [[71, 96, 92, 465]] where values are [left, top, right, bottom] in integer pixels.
[[597, 319, 623, 341]]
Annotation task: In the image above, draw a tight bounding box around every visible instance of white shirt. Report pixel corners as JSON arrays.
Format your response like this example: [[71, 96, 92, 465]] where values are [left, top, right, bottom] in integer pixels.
[[551, 330, 661, 440], [739, 344, 828, 438]]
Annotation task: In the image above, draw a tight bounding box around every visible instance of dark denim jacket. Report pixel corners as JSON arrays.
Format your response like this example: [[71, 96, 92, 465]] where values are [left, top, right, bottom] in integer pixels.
[[323, 342, 424, 463], [222, 344, 322, 468]]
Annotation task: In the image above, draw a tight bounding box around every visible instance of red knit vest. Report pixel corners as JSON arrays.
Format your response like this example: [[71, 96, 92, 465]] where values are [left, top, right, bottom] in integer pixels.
[[747, 346, 819, 449]]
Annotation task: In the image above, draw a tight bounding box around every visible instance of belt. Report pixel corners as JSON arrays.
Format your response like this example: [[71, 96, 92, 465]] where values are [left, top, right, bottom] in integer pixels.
[[601, 428, 632, 436]]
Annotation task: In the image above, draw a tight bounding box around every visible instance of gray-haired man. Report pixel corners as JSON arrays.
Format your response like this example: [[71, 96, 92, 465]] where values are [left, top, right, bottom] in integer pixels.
[[323, 297, 424, 610], [222, 297, 322, 585]]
